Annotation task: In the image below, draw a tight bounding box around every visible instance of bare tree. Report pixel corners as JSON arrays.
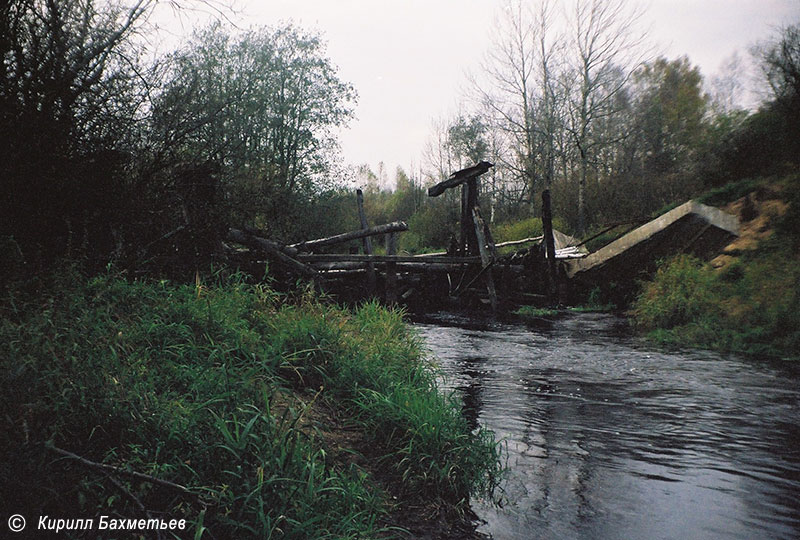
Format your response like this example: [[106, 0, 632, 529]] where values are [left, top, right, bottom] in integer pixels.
[[474, 0, 538, 209], [566, 0, 648, 234]]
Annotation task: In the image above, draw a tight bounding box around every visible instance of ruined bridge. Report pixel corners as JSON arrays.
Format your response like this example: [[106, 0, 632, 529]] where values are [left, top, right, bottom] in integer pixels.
[[226, 163, 739, 310]]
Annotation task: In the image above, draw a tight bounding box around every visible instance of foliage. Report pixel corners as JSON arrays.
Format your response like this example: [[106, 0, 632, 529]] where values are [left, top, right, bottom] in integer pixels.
[[633, 248, 800, 359], [153, 22, 357, 240], [515, 306, 560, 318], [0, 0, 152, 270], [0, 271, 502, 537], [631, 57, 709, 173]]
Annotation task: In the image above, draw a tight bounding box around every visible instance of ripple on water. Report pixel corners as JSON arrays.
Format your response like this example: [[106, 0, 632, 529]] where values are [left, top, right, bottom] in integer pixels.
[[414, 313, 800, 540]]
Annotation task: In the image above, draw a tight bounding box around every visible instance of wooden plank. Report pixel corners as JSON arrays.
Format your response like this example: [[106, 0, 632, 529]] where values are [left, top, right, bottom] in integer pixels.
[[466, 178, 479, 255], [541, 189, 557, 298], [495, 236, 544, 248], [385, 232, 397, 304], [297, 254, 481, 264], [428, 160, 494, 197], [472, 207, 497, 311], [227, 229, 317, 278], [460, 181, 469, 255], [356, 188, 377, 295], [312, 262, 500, 272], [290, 221, 408, 252]]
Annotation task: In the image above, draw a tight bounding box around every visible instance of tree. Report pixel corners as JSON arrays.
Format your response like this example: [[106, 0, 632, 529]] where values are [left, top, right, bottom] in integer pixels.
[[0, 0, 157, 266], [632, 56, 709, 174], [756, 23, 800, 114], [151, 22, 356, 238], [475, 0, 540, 210], [566, 0, 648, 234]]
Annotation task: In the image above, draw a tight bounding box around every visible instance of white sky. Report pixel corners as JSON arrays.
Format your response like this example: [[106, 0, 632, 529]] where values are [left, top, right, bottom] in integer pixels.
[[167, 0, 800, 181]]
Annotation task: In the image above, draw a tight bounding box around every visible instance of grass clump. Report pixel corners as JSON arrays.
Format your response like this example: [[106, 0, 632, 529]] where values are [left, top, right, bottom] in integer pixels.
[[632, 253, 800, 359], [514, 306, 560, 319], [0, 269, 502, 538]]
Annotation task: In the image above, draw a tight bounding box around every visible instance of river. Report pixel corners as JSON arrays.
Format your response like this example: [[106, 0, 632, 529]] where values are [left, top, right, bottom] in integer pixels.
[[414, 312, 800, 540]]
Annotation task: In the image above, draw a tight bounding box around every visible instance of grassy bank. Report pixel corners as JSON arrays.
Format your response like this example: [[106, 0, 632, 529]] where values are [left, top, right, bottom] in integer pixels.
[[0, 269, 502, 538], [632, 174, 800, 360]]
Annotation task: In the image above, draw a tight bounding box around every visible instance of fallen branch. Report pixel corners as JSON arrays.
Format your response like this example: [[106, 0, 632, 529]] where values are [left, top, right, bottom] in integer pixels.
[[46, 443, 196, 497]]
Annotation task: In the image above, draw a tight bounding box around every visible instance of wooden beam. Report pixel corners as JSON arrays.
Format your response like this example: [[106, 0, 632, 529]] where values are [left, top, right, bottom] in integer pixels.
[[460, 181, 470, 256], [227, 229, 317, 278], [312, 261, 501, 272], [428, 161, 494, 197], [385, 232, 397, 304], [290, 221, 408, 252], [356, 188, 377, 296], [541, 189, 557, 299], [297, 254, 482, 264], [472, 207, 497, 311], [495, 236, 544, 248]]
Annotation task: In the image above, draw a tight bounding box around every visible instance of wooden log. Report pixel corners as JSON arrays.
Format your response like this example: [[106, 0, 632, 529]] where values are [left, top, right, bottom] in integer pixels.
[[495, 236, 544, 248], [472, 207, 498, 311], [290, 221, 408, 252], [541, 189, 557, 299], [312, 262, 366, 271], [238, 226, 299, 256], [427, 161, 494, 197], [356, 189, 377, 295], [385, 232, 397, 304], [466, 178, 479, 255], [313, 262, 490, 272], [460, 181, 469, 256], [227, 229, 317, 278], [297, 254, 481, 264]]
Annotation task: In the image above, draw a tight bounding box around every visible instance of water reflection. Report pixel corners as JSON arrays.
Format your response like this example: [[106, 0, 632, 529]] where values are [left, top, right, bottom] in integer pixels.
[[415, 312, 800, 540]]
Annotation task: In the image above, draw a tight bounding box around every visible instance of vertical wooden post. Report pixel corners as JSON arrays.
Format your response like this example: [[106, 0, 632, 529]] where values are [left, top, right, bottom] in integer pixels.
[[460, 182, 470, 255], [472, 206, 498, 312], [541, 189, 558, 300], [356, 189, 376, 296], [385, 232, 397, 304], [466, 177, 479, 256]]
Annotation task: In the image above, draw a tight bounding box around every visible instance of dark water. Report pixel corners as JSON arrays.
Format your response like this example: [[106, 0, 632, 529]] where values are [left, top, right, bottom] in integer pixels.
[[414, 312, 800, 540]]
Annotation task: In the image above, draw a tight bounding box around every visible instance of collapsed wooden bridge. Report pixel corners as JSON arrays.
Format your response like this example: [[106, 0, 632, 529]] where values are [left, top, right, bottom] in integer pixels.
[[226, 162, 740, 311]]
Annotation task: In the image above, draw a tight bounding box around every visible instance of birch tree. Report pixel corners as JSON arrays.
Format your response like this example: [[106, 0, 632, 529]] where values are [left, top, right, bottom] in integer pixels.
[[566, 0, 648, 234]]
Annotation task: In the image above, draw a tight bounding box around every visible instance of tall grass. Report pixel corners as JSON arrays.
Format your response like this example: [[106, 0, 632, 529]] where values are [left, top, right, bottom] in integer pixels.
[[0, 269, 502, 538], [633, 253, 800, 359]]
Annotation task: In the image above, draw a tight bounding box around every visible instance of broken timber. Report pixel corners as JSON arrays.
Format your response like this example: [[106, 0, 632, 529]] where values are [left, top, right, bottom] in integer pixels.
[[227, 160, 740, 313], [427, 160, 493, 197], [290, 221, 409, 252], [357, 188, 377, 295], [472, 206, 498, 310], [227, 228, 317, 278]]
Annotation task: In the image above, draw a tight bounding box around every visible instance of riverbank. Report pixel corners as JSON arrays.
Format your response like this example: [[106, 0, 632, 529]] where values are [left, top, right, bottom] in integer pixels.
[[0, 269, 502, 538], [632, 173, 800, 360]]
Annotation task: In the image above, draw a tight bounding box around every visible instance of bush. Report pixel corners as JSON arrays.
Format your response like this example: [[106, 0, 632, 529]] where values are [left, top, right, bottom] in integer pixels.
[[633, 251, 800, 359]]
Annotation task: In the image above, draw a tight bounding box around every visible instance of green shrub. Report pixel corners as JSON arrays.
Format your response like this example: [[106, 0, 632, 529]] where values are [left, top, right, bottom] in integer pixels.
[[633, 252, 800, 359]]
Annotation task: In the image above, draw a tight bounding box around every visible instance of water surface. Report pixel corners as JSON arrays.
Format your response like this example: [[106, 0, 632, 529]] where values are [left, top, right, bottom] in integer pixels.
[[415, 312, 800, 540]]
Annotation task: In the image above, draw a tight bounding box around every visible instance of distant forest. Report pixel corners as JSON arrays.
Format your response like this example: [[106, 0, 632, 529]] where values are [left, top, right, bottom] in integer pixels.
[[2, 0, 799, 279]]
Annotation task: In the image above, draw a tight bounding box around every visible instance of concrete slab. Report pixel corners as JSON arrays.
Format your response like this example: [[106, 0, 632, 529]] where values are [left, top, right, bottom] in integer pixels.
[[564, 200, 739, 282]]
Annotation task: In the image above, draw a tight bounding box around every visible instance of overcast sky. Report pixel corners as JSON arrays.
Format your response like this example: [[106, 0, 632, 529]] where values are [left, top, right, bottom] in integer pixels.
[[185, 0, 800, 180]]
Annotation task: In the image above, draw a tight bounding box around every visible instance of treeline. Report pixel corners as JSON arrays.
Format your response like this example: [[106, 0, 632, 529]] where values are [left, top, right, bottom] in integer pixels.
[[2, 0, 799, 282], [356, 1, 800, 251], [1, 0, 358, 279]]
